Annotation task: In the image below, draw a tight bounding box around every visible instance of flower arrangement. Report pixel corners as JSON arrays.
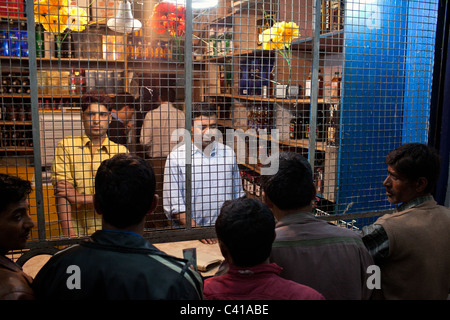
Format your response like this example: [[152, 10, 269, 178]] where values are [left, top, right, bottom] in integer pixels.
[[34, 0, 88, 58], [149, 1, 186, 61], [34, 0, 88, 33], [259, 21, 299, 82]]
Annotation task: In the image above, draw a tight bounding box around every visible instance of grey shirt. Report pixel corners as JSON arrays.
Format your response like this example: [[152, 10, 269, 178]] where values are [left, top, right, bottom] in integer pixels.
[[270, 211, 374, 300]]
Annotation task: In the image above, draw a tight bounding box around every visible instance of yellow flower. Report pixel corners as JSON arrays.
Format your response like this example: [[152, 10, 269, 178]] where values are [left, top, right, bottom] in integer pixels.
[[67, 7, 88, 32], [259, 21, 299, 50], [42, 13, 68, 33], [34, 0, 73, 34], [258, 20, 300, 82]]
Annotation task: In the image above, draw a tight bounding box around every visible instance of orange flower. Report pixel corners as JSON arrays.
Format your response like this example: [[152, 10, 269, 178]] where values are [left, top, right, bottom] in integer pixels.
[[150, 1, 186, 38]]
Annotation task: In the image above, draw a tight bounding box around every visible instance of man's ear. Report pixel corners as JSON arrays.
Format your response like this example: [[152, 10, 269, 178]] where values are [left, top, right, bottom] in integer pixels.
[[93, 194, 102, 216], [415, 177, 429, 194], [148, 194, 159, 214], [218, 240, 232, 263], [262, 191, 273, 208]]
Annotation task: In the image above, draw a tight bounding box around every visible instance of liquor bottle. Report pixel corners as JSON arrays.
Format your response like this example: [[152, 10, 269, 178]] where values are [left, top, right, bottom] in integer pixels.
[[318, 69, 324, 99], [127, 37, 134, 60], [331, 71, 341, 100], [216, 27, 225, 56], [305, 72, 311, 98], [21, 76, 30, 94], [1, 74, 10, 93], [69, 67, 78, 94], [289, 115, 303, 140], [35, 24, 45, 58], [8, 75, 20, 94], [327, 104, 339, 145], [208, 28, 217, 57], [164, 42, 171, 60], [135, 39, 143, 60], [3, 128, 10, 147], [154, 41, 163, 60], [225, 27, 233, 55], [79, 68, 86, 94]]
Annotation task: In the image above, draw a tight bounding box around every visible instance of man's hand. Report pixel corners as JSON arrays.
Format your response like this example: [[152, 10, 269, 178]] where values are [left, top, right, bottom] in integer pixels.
[[173, 212, 217, 244], [200, 238, 217, 244]]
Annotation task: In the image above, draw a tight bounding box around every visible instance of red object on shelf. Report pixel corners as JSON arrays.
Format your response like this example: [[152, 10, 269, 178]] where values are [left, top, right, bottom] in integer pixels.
[[0, 1, 25, 18]]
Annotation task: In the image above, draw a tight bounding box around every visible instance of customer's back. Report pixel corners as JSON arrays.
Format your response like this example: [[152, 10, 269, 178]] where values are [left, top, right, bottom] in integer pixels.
[[262, 152, 373, 300], [33, 232, 202, 299], [33, 154, 202, 300]]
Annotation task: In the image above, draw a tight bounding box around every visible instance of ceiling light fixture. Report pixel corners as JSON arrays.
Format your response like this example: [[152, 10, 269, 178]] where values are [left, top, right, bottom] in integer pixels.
[[107, 0, 142, 34]]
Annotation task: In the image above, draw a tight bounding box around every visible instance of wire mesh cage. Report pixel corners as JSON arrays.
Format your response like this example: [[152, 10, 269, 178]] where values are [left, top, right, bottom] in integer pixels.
[[0, 0, 441, 262]]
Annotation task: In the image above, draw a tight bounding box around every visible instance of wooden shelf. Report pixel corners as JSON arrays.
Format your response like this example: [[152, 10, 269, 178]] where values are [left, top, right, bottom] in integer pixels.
[[208, 93, 326, 104], [0, 121, 32, 125], [217, 119, 329, 151], [0, 147, 33, 152]]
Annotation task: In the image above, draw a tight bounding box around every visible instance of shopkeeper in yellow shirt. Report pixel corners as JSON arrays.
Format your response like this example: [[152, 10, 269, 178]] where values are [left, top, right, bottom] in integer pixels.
[[51, 91, 128, 237]]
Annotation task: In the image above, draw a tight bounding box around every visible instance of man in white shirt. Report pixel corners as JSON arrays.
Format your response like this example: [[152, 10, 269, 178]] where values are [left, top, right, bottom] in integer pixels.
[[163, 103, 244, 242]]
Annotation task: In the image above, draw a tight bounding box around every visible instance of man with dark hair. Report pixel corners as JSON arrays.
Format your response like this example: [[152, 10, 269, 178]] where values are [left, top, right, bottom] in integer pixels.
[[203, 197, 324, 300], [140, 87, 184, 228], [33, 154, 203, 300], [51, 91, 128, 237], [0, 174, 34, 300], [262, 151, 373, 300], [163, 103, 244, 242], [108, 92, 137, 146], [362, 143, 450, 299]]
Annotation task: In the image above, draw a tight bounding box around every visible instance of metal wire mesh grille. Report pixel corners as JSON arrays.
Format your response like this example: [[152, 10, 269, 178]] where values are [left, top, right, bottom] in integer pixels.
[[0, 0, 440, 250]]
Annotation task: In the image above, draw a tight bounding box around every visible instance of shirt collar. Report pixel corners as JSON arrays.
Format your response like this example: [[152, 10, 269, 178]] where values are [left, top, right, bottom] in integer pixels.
[[276, 211, 316, 227], [192, 141, 218, 157], [81, 133, 113, 153], [396, 195, 434, 212]]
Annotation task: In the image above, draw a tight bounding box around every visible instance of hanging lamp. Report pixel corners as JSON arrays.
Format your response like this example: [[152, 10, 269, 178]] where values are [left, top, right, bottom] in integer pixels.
[[107, 0, 142, 34]]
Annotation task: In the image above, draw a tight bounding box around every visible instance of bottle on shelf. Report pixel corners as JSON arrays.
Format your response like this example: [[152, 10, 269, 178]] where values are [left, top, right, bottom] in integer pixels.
[[154, 41, 163, 60], [331, 71, 341, 100], [318, 69, 324, 99], [3, 127, 10, 147], [216, 27, 225, 56], [327, 104, 339, 145], [79, 68, 86, 94], [289, 114, 304, 140], [208, 28, 216, 57], [1, 74, 10, 93], [35, 24, 45, 58], [225, 27, 233, 55], [164, 42, 171, 60], [21, 76, 30, 94], [305, 72, 311, 98], [69, 67, 78, 94], [9, 75, 21, 94]]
